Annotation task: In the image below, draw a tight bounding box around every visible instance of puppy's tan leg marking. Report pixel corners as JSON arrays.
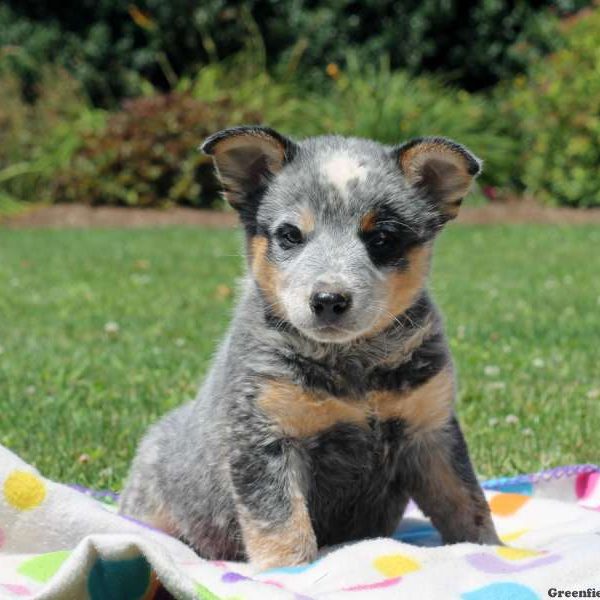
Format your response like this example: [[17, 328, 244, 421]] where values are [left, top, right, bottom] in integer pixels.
[[369, 368, 499, 545], [144, 508, 180, 536], [258, 380, 368, 438], [238, 494, 317, 569], [368, 367, 455, 434], [406, 427, 500, 546]]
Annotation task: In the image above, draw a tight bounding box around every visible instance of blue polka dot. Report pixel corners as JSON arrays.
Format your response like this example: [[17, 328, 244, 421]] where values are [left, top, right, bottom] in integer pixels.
[[499, 482, 534, 495], [260, 560, 320, 575], [462, 582, 539, 600], [484, 482, 533, 495]]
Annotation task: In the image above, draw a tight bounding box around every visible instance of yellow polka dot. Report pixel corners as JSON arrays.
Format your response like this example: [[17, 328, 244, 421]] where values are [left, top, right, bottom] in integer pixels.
[[497, 546, 543, 561], [500, 528, 530, 543], [3, 471, 46, 510], [373, 554, 421, 577]]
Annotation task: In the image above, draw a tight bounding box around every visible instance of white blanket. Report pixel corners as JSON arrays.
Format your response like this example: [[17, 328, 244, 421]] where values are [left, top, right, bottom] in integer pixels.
[[1, 443, 599, 599]]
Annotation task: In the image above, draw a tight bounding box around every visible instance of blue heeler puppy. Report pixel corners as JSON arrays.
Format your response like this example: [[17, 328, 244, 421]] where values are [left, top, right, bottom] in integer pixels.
[[119, 126, 501, 568]]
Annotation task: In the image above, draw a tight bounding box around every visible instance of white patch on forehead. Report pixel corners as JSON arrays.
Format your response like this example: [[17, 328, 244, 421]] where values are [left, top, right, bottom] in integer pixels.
[[322, 154, 369, 197]]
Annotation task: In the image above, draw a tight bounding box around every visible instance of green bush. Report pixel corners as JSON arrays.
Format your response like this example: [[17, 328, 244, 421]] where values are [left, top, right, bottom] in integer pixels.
[[187, 54, 326, 138], [498, 7, 600, 207], [0, 67, 104, 206], [189, 53, 516, 189], [2, 1, 591, 107], [52, 93, 260, 208], [322, 56, 518, 188], [48, 56, 517, 208]]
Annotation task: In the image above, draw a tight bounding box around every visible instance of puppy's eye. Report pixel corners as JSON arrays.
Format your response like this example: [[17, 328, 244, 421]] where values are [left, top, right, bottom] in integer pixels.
[[276, 224, 304, 249], [370, 231, 392, 248]]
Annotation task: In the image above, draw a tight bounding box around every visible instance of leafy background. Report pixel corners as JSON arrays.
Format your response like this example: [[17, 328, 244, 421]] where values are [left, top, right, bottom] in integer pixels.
[[1, 1, 599, 211]]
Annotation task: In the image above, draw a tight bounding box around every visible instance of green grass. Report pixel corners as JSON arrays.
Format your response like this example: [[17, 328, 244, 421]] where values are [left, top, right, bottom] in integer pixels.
[[1, 226, 599, 490]]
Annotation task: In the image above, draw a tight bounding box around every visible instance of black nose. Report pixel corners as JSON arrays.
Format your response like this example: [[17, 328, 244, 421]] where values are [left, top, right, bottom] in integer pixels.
[[310, 291, 352, 321]]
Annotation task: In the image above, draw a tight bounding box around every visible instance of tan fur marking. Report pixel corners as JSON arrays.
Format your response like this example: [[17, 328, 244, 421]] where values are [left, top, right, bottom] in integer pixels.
[[419, 440, 476, 515], [211, 133, 285, 205], [370, 244, 431, 335], [431, 453, 472, 504], [250, 236, 285, 318], [239, 494, 317, 568], [368, 368, 454, 433], [215, 133, 285, 170], [407, 433, 500, 545], [400, 142, 468, 183], [400, 141, 474, 213], [258, 380, 368, 438], [360, 210, 378, 232], [299, 208, 316, 234], [143, 508, 180, 537]]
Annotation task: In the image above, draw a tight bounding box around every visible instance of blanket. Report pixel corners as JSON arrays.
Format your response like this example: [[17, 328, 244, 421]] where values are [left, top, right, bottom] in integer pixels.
[[1, 443, 599, 599]]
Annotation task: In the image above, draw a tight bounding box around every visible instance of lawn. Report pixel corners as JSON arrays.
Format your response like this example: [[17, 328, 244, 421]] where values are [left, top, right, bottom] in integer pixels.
[[0, 225, 598, 490]]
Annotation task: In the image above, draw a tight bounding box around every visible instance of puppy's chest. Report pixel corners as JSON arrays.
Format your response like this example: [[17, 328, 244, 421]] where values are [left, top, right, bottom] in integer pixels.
[[303, 416, 407, 482], [257, 368, 453, 448]]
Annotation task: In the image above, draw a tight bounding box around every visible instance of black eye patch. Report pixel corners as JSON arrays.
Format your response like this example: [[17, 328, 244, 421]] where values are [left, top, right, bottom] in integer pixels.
[[360, 214, 422, 268]]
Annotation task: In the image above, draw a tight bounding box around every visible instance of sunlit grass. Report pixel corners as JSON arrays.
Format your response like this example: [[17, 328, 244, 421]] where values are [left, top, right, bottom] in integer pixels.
[[0, 225, 598, 489]]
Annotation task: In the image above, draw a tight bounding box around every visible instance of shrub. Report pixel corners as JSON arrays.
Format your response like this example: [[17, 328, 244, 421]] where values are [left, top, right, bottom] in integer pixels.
[[188, 54, 326, 138], [0, 67, 103, 205], [50, 56, 516, 208], [498, 7, 600, 207], [190, 53, 516, 188], [322, 55, 518, 188], [52, 93, 261, 208], [2, 1, 592, 106]]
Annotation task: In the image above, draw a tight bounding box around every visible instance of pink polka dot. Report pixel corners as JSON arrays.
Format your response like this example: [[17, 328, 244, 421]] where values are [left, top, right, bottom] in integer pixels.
[[576, 472, 600, 500], [0, 527, 5, 549], [342, 577, 402, 591], [1, 583, 31, 596], [263, 580, 285, 588]]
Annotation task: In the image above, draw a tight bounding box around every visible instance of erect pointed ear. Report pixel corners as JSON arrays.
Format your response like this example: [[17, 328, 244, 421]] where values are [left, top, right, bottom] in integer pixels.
[[201, 126, 297, 209], [393, 137, 482, 221]]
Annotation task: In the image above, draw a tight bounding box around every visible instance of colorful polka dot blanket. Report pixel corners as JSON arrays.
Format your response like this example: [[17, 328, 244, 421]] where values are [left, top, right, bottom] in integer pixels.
[[1, 444, 600, 600]]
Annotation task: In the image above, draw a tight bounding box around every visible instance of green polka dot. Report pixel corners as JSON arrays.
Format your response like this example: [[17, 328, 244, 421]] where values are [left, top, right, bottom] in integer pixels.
[[87, 555, 151, 600], [196, 582, 222, 600], [18, 550, 71, 583]]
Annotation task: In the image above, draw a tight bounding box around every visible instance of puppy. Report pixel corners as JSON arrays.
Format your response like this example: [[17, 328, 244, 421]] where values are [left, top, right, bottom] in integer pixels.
[[119, 127, 500, 568]]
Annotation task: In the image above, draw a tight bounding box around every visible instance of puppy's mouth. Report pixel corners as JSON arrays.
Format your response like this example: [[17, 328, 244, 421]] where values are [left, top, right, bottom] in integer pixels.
[[301, 324, 363, 344]]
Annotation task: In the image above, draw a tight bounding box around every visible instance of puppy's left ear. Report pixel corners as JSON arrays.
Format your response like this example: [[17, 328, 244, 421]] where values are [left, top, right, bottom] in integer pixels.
[[201, 126, 297, 209], [393, 137, 481, 221]]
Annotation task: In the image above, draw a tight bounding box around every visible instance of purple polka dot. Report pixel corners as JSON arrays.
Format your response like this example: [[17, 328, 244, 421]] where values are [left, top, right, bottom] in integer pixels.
[[466, 552, 560, 574], [222, 571, 249, 583]]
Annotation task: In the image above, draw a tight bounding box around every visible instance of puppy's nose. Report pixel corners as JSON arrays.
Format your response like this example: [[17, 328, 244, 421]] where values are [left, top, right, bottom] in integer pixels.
[[310, 291, 352, 321]]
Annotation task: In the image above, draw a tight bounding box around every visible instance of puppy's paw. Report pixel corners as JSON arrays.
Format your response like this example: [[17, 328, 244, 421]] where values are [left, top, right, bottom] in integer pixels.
[[476, 526, 503, 546], [441, 518, 502, 546], [246, 527, 318, 570]]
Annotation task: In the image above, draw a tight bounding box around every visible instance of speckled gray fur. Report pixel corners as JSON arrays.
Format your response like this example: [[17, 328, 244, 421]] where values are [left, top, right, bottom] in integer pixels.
[[119, 128, 500, 566]]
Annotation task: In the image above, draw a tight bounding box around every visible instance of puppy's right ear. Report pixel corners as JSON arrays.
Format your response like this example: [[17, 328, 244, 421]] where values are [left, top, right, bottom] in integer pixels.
[[201, 126, 297, 209]]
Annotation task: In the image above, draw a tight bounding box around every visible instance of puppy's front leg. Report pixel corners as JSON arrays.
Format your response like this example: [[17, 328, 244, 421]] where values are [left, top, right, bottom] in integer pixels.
[[403, 416, 501, 545], [229, 438, 317, 569]]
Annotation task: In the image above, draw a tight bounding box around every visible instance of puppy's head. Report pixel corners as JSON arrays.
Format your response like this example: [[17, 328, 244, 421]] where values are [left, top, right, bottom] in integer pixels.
[[202, 126, 480, 343]]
